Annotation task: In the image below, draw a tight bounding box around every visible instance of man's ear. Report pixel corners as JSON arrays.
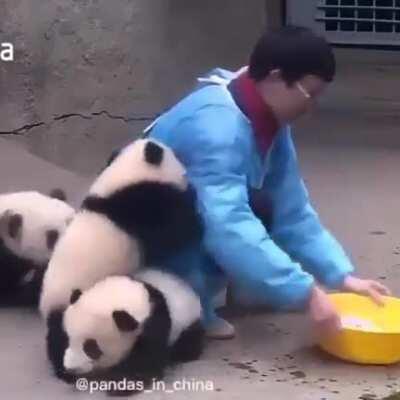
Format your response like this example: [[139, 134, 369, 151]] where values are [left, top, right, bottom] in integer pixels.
[[268, 68, 284, 82]]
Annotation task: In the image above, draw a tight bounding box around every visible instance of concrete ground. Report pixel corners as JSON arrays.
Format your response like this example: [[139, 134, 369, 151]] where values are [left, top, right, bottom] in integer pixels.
[[1, 49, 400, 400]]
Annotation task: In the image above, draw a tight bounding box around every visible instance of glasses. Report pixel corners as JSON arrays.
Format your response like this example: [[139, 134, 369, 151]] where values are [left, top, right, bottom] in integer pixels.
[[296, 82, 312, 99]]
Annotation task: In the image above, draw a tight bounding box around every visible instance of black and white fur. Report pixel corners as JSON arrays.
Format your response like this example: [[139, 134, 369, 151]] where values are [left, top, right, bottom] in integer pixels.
[[0, 189, 74, 307], [39, 139, 202, 317], [48, 270, 204, 395]]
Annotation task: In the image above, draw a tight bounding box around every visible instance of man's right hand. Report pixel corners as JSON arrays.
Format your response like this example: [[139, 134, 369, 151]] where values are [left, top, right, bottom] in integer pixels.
[[309, 285, 342, 335]]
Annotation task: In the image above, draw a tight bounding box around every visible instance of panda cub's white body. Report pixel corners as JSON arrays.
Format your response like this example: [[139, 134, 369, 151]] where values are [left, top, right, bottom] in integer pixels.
[[39, 209, 141, 317], [0, 190, 74, 306], [39, 138, 202, 320], [135, 269, 201, 345], [49, 270, 205, 394]]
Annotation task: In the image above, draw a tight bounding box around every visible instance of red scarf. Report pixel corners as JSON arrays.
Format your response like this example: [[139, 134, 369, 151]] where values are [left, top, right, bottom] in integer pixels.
[[228, 72, 279, 157]]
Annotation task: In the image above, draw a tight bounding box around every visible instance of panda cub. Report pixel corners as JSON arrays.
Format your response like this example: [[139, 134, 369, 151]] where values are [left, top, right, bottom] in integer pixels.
[[39, 139, 202, 326], [55, 270, 204, 395], [0, 189, 74, 307]]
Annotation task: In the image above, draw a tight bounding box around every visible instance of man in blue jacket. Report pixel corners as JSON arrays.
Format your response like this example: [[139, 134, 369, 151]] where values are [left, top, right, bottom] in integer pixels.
[[144, 26, 389, 339]]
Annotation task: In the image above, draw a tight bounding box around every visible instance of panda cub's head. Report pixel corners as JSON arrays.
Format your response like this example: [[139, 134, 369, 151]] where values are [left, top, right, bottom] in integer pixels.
[[0, 189, 74, 266], [62, 277, 152, 376], [91, 139, 188, 198], [57, 272, 204, 395]]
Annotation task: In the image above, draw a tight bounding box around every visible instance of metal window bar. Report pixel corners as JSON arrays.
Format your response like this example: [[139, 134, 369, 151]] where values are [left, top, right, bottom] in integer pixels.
[[315, 0, 400, 34]]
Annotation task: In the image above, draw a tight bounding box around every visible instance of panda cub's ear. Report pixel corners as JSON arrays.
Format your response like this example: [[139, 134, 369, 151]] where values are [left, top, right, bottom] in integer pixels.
[[70, 289, 82, 304], [105, 148, 121, 168], [49, 188, 67, 202], [144, 141, 164, 166], [112, 310, 139, 332]]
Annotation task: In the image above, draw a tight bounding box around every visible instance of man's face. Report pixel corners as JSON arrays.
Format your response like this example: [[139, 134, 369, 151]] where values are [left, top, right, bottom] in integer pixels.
[[260, 73, 328, 123]]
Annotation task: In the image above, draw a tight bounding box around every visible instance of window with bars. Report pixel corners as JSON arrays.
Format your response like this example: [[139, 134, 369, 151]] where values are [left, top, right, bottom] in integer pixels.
[[316, 0, 400, 33]]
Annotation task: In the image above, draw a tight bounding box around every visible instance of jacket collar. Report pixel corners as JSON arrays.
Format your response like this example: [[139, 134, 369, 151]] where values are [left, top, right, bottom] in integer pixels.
[[228, 72, 279, 157]]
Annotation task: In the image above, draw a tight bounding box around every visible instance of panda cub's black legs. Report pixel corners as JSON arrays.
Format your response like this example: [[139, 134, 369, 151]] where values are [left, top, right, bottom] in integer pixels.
[[46, 310, 74, 383], [170, 320, 205, 363], [0, 269, 44, 307], [0, 239, 45, 307]]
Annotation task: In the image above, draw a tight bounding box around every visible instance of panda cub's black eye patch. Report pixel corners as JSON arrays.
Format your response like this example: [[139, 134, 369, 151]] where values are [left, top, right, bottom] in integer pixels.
[[46, 229, 59, 250], [8, 213, 23, 239], [83, 339, 103, 360], [70, 289, 82, 304]]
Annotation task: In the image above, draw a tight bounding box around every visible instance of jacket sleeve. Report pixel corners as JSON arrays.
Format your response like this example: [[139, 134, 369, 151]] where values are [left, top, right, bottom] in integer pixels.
[[264, 127, 355, 289], [174, 106, 315, 309]]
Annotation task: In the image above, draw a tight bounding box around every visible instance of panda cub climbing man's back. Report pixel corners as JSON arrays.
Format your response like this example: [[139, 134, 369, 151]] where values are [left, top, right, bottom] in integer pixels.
[[39, 139, 203, 319]]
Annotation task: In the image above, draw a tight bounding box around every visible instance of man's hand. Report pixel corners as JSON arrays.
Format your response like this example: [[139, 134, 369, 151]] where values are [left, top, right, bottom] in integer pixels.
[[342, 276, 391, 305], [309, 285, 341, 335]]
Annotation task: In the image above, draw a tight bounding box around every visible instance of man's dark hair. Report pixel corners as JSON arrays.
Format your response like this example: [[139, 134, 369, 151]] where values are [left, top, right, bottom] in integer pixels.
[[249, 25, 336, 85]]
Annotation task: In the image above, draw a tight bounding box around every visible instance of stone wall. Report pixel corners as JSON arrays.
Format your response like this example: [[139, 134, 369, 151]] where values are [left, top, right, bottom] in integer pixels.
[[0, 0, 267, 175]]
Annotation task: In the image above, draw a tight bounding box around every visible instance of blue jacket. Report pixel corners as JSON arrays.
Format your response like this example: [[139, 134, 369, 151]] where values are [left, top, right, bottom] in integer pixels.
[[146, 68, 354, 310]]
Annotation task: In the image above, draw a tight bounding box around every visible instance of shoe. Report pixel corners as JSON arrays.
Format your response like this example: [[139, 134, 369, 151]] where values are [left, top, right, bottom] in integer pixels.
[[205, 317, 235, 340]]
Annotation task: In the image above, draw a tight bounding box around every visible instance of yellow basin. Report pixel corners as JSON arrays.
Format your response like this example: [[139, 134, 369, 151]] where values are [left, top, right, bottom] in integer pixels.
[[318, 293, 400, 365]]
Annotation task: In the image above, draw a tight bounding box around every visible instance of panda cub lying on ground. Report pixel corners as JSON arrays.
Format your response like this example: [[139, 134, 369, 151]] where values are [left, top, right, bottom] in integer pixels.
[[50, 269, 205, 396], [0, 189, 74, 307]]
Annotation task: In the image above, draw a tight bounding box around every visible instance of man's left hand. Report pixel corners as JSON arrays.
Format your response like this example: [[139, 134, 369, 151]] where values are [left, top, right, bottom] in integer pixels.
[[342, 276, 391, 306]]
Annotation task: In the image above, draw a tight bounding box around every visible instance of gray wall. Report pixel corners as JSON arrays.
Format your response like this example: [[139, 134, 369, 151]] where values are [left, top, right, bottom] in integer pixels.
[[0, 0, 267, 175]]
